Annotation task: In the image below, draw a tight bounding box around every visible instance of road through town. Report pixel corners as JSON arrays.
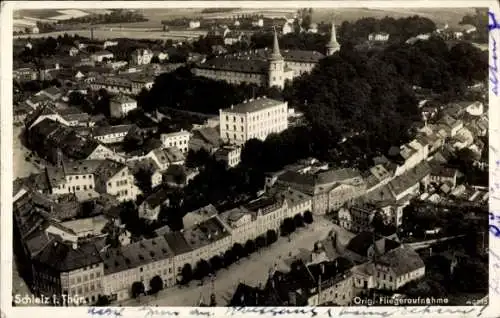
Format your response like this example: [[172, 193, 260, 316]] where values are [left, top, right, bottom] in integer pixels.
[[120, 217, 354, 306]]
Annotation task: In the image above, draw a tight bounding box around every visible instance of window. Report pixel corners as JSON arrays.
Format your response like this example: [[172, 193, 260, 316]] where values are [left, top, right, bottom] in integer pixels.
[[75, 176, 79, 180], [226, 124, 229, 130]]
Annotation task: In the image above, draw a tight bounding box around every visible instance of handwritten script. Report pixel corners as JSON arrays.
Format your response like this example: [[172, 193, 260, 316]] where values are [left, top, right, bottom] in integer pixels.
[[490, 11, 500, 31], [88, 307, 125, 318], [491, 11, 499, 96], [491, 34, 498, 96]]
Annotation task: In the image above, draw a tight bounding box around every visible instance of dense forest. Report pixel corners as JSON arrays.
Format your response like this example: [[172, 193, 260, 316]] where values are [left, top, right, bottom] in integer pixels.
[[338, 15, 437, 43], [56, 9, 148, 25]]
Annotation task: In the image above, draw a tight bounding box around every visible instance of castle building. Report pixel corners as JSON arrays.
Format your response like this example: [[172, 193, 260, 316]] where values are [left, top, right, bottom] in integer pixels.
[[192, 22, 340, 89]]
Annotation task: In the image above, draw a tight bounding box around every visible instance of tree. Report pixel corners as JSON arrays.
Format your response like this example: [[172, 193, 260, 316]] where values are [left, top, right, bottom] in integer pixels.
[[149, 275, 164, 295], [223, 249, 235, 267], [266, 229, 278, 245], [194, 259, 211, 280], [282, 217, 296, 236], [131, 281, 145, 298], [134, 166, 154, 195], [303, 211, 314, 224], [95, 295, 110, 306], [209, 255, 223, 271], [293, 214, 305, 228], [180, 263, 193, 284], [244, 239, 256, 255], [256, 235, 267, 249], [232, 243, 245, 260]]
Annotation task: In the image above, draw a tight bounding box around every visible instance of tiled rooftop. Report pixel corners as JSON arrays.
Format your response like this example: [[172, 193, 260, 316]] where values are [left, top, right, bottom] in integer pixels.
[[222, 97, 285, 114]]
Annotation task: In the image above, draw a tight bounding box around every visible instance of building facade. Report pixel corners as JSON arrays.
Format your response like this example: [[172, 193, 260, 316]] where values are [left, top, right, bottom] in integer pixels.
[[110, 95, 138, 118], [160, 130, 191, 153], [219, 97, 288, 145], [192, 23, 339, 88]]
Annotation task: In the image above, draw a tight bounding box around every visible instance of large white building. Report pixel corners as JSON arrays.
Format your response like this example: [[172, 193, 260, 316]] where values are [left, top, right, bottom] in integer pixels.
[[219, 97, 288, 145]]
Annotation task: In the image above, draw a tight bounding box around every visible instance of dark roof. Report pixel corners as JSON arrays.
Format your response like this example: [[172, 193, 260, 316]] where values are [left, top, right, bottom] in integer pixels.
[[346, 231, 379, 257], [101, 236, 173, 274], [92, 50, 113, 56], [143, 188, 171, 208], [164, 231, 193, 255], [192, 127, 223, 147], [92, 124, 136, 137], [278, 170, 316, 187], [389, 161, 431, 197], [93, 160, 127, 182], [376, 246, 425, 276], [34, 240, 102, 272], [195, 58, 267, 74], [222, 97, 284, 114], [243, 196, 280, 215], [42, 86, 62, 96]]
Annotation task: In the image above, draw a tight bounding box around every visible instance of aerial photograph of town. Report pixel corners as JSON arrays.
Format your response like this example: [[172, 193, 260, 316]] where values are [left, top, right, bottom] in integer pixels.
[[11, 6, 489, 307]]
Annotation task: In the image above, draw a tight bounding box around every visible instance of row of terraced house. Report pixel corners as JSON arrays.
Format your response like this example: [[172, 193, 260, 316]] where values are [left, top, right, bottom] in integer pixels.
[[13, 179, 313, 303]]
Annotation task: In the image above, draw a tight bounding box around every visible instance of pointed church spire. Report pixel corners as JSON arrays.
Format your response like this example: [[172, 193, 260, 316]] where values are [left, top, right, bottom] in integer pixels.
[[326, 20, 341, 56], [270, 26, 282, 60], [329, 21, 338, 45]]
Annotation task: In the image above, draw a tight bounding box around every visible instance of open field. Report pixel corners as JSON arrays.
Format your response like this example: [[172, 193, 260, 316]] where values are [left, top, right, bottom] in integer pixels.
[[15, 7, 475, 33], [14, 28, 207, 41], [312, 7, 474, 26]]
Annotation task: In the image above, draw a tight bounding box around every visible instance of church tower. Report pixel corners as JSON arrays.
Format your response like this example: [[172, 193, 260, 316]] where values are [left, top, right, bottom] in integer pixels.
[[326, 21, 341, 56], [268, 27, 285, 89]]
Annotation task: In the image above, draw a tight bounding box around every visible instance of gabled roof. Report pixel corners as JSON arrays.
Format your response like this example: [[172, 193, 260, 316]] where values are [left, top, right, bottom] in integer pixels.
[[376, 246, 425, 276], [34, 240, 102, 272]]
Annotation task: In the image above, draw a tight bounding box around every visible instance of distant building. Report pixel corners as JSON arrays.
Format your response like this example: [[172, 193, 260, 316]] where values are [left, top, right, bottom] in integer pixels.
[[252, 19, 264, 28], [160, 130, 191, 153], [91, 124, 136, 144], [46, 159, 137, 202], [90, 50, 114, 63], [368, 32, 390, 42], [282, 22, 294, 35], [138, 189, 171, 221], [31, 240, 104, 305], [14, 67, 38, 82], [101, 236, 175, 301], [189, 20, 201, 29], [109, 95, 137, 118], [130, 48, 154, 65], [219, 97, 288, 145], [214, 145, 242, 168], [189, 127, 224, 154], [192, 25, 335, 88]]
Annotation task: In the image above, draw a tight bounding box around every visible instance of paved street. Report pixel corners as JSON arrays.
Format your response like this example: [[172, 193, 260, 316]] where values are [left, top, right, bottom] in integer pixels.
[[13, 125, 40, 179], [120, 216, 354, 306]]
